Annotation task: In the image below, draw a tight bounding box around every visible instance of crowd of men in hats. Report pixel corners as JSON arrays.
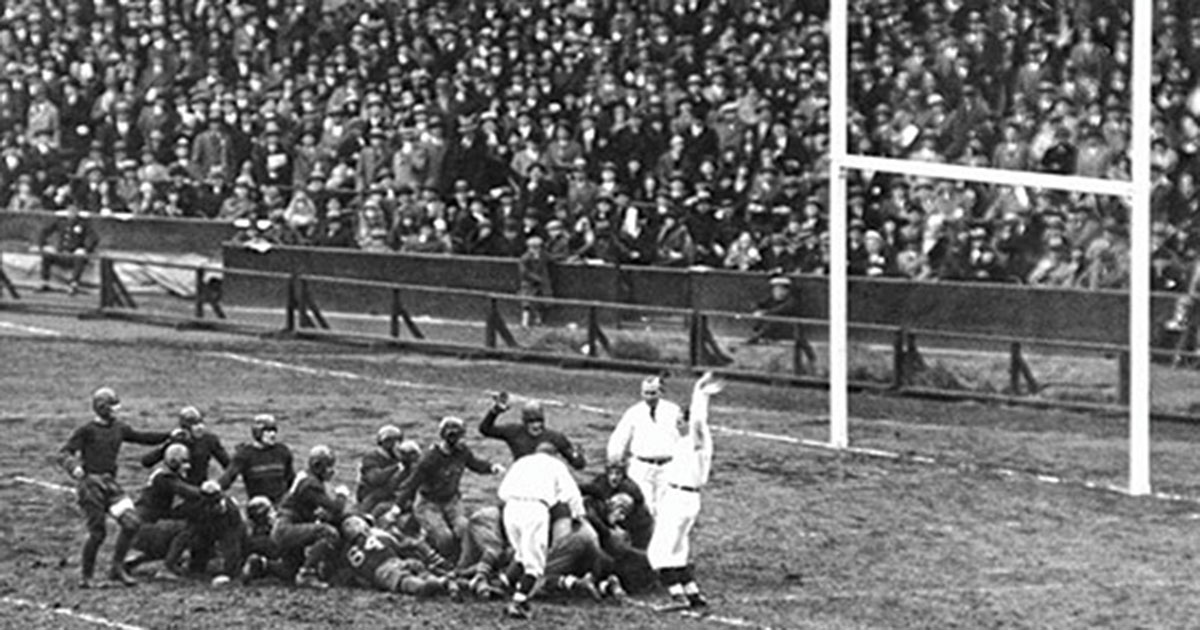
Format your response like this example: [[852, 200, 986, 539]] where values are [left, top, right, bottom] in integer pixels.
[[0, 0, 1198, 289]]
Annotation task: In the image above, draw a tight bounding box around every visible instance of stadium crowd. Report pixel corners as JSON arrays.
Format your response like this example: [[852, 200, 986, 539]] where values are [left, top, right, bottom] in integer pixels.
[[0, 0, 1196, 289]]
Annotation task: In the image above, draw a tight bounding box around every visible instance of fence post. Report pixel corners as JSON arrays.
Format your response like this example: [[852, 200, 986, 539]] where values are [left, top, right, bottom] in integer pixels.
[[1009, 342, 1021, 394], [1118, 351, 1131, 405], [98, 258, 113, 309], [390, 289, 401, 339], [194, 268, 206, 319], [587, 306, 598, 358], [485, 298, 498, 348], [687, 311, 699, 368], [892, 327, 905, 389], [284, 274, 297, 332]]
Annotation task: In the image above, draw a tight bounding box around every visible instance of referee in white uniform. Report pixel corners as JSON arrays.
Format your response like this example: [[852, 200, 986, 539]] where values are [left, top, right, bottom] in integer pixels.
[[606, 376, 683, 518], [647, 372, 723, 611]]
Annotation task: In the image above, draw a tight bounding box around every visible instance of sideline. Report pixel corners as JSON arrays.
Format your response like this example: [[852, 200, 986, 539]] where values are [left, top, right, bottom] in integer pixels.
[[1, 595, 149, 630]]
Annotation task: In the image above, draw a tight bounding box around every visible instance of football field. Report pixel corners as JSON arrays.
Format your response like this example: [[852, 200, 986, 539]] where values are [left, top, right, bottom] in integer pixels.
[[3, 311, 1200, 629]]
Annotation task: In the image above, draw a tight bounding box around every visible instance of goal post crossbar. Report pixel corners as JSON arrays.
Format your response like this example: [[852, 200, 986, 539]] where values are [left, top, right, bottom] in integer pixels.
[[840, 154, 1135, 199]]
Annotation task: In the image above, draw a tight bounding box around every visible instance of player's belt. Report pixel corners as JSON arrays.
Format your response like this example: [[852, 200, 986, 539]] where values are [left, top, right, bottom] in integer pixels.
[[669, 483, 701, 493], [635, 455, 672, 465], [505, 497, 550, 508]]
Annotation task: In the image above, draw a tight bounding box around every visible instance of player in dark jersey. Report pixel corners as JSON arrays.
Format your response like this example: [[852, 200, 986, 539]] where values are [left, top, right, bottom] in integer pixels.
[[271, 445, 347, 588], [356, 425, 421, 515], [333, 515, 460, 598], [141, 406, 230, 486], [125, 443, 209, 579], [239, 496, 292, 583], [219, 414, 295, 504], [58, 387, 171, 588], [581, 461, 654, 550], [394, 416, 503, 562], [479, 394, 586, 469]]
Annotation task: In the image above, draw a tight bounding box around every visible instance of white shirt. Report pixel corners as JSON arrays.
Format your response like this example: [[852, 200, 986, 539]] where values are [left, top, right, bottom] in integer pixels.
[[497, 452, 584, 518], [606, 397, 684, 463], [662, 387, 715, 489]]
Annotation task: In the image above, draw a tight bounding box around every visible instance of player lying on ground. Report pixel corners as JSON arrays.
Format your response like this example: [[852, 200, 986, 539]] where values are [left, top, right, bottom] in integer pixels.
[[330, 514, 462, 598]]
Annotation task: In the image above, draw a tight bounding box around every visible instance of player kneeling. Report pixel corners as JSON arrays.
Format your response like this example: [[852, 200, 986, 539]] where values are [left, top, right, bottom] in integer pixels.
[[334, 515, 461, 599]]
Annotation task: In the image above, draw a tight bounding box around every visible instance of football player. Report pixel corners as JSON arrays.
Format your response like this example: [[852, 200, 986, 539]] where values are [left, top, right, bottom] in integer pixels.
[[219, 414, 295, 504], [356, 425, 420, 514], [394, 416, 504, 562], [125, 443, 211, 580], [58, 387, 172, 588], [271, 445, 347, 588], [333, 515, 461, 598], [141, 406, 230, 486]]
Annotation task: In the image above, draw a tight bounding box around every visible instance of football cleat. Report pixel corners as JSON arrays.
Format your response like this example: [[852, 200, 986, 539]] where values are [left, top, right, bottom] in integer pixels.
[[600, 575, 627, 600], [504, 601, 531, 620], [687, 592, 709, 609], [107, 566, 137, 587], [655, 593, 692, 613], [574, 572, 602, 601], [447, 579, 463, 603], [242, 553, 268, 580], [154, 567, 184, 582], [295, 568, 330, 589]]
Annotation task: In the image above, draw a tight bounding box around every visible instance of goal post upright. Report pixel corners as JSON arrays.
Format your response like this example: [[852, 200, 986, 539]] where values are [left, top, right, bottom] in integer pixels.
[[1128, 0, 1152, 496], [827, 3, 1152, 493], [828, 0, 849, 449]]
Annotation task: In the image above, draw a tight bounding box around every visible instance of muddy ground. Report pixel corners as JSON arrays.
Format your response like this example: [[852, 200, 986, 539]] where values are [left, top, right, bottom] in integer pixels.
[[3, 313, 1200, 629]]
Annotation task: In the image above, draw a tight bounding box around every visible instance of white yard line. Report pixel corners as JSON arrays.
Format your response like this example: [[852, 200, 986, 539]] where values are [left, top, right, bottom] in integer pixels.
[[624, 597, 774, 629], [13, 475, 74, 492], [0, 320, 65, 337], [1, 595, 149, 630], [734, 577, 1198, 603]]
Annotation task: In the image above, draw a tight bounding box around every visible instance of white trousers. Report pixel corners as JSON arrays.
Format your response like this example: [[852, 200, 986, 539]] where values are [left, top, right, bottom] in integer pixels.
[[503, 499, 550, 577], [647, 485, 701, 570], [628, 459, 669, 518]]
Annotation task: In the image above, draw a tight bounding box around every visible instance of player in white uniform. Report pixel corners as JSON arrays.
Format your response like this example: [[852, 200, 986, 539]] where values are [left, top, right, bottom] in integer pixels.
[[647, 372, 723, 611], [605, 376, 683, 518], [497, 442, 586, 619]]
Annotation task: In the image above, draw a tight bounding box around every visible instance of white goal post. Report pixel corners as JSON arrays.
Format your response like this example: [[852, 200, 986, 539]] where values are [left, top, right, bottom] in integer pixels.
[[826, 2, 1153, 495]]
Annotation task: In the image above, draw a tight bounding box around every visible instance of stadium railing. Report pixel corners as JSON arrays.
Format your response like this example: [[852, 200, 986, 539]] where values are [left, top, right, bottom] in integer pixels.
[[0, 250, 1163, 419]]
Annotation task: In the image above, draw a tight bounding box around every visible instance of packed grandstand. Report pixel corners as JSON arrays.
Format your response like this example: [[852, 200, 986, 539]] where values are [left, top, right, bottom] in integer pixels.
[[0, 0, 1193, 290]]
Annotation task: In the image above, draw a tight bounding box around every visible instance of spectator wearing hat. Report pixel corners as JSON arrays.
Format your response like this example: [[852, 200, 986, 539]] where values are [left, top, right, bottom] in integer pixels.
[[311, 197, 357, 248], [36, 203, 99, 294], [517, 162, 559, 224], [963, 225, 1006, 282], [25, 81, 60, 149], [253, 121, 294, 190], [419, 118, 448, 194], [518, 234, 553, 328], [545, 123, 584, 182], [192, 115, 233, 185], [283, 167, 325, 234], [357, 127, 392, 190], [390, 127, 429, 193], [6, 174, 45, 212], [745, 274, 817, 372], [444, 116, 503, 194], [653, 208, 696, 268], [357, 199, 392, 253], [542, 219, 573, 263], [218, 175, 259, 221], [723, 230, 763, 272]]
